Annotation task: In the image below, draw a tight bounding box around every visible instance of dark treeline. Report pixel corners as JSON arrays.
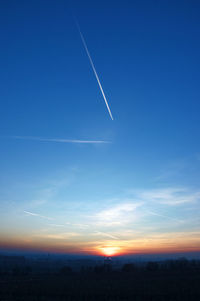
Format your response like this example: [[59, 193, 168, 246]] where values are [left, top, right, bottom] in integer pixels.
[[0, 257, 200, 300]]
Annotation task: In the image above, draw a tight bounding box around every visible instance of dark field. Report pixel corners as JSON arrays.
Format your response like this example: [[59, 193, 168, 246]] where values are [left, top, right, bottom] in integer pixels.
[[1, 258, 200, 300]]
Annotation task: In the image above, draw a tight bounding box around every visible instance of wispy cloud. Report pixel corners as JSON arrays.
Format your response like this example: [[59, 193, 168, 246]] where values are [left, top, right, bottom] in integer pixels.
[[145, 210, 183, 223], [94, 231, 119, 240], [33, 232, 80, 240], [49, 223, 65, 227], [24, 211, 54, 221], [96, 203, 141, 221], [131, 187, 200, 206], [65, 222, 89, 229], [12, 136, 110, 144], [93, 202, 142, 228]]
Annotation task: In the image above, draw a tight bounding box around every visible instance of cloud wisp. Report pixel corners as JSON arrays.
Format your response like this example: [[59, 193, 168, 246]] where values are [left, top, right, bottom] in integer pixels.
[[76, 21, 114, 120], [12, 136, 110, 144], [24, 211, 54, 221], [130, 187, 200, 206], [93, 202, 142, 228], [94, 231, 119, 240], [145, 210, 183, 223], [96, 203, 141, 222]]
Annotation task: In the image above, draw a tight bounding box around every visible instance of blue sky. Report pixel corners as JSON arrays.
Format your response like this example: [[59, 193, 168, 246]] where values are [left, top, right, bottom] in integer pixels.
[[1, 0, 200, 255]]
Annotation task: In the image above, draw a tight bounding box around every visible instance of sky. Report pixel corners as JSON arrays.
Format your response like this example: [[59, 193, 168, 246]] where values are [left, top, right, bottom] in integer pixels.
[[0, 0, 200, 257]]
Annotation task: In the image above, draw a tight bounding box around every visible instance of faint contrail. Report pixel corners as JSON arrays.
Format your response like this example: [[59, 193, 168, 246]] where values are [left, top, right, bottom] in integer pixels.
[[49, 223, 65, 227], [24, 211, 54, 220], [147, 210, 183, 223], [75, 21, 114, 120], [12, 136, 110, 144], [95, 231, 119, 240]]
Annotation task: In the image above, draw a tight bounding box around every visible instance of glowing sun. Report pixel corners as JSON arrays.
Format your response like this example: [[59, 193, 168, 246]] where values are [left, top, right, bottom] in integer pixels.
[[100, 246, 120, 256]]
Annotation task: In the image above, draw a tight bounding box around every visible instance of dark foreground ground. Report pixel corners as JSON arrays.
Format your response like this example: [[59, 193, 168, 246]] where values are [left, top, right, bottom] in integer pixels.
[[0, 260, 200, 300]]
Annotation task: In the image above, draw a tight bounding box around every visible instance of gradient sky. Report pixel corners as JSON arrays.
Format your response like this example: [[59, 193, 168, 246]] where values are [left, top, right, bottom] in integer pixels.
[[1, 0, 200, 256]]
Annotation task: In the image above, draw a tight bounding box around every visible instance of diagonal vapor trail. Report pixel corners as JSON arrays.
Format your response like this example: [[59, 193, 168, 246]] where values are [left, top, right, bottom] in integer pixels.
[[24, 211, 54, 221], [95, 231, 119, 240], [146, 210, 183, 223], [76, 21, 114, 120]]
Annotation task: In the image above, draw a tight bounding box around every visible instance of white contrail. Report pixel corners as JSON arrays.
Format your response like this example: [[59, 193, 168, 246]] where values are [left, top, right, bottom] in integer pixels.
[[24, 210, 54, 220], [12, 136, 110, 144], [76, 22, 114, 120]]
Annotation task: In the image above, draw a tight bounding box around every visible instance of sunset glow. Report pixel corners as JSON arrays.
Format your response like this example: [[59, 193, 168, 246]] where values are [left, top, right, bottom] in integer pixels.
[[99, 246, 121, 257]]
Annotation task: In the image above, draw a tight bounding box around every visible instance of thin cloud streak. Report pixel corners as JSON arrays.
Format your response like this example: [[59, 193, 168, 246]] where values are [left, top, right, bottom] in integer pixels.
[[130, 187, 200, 206], [146, 210, 183, 223], [49, 224, 65, 227], [95, 231, 119, 240], [12, 136, 110, 144], [24, 211, 54, 221], [76, 21, 114, 120]]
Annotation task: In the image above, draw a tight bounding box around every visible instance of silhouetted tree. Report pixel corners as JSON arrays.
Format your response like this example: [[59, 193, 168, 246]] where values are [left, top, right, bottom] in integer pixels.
[[122, 263, 136, 273], [59, 266, 72, 275], [146, 261, 159, 271], [94, 265, 106, 274]]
